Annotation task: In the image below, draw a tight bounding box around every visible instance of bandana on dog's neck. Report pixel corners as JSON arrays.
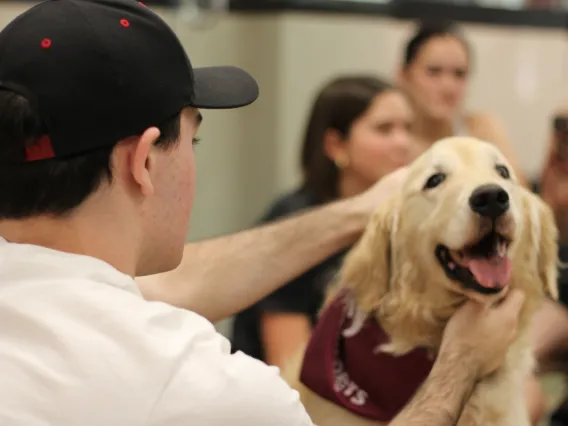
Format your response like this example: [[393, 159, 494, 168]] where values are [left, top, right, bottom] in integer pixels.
[[299, 290, 435, 422]]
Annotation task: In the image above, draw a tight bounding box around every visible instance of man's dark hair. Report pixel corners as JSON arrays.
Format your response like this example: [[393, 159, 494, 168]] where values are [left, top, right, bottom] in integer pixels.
[[403, 20, 470, 68], [0, 89, 181, 219], [300, 75, 394, 204]]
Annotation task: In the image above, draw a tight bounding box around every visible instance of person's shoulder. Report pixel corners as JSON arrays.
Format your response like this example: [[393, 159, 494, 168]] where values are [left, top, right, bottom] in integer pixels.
[[128, 300, 221, 356], [66, 285, 222, 366], [148, 343, 313, 426], [260, 187, 317, 223]]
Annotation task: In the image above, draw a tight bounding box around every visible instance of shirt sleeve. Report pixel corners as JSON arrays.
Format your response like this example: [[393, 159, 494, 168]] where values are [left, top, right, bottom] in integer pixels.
[[147, 319, 314, 426]]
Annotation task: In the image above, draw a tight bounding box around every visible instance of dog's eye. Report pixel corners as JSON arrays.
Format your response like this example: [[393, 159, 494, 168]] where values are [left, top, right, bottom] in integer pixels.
[[495, 165, 510, 179], [423, 172, 446, 190]]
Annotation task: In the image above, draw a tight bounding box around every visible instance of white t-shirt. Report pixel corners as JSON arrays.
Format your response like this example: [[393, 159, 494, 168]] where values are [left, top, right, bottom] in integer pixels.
[[0, 238, 313, 426]]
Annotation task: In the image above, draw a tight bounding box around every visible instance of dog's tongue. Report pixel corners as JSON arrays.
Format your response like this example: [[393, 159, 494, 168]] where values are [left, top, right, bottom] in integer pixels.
[[465, 255, 512, 289]]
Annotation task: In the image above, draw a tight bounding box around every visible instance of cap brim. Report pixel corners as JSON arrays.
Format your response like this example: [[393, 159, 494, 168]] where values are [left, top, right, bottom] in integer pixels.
[[192, 66, 259, 109]]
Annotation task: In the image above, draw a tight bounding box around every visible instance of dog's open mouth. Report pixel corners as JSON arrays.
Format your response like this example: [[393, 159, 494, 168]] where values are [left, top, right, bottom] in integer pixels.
[[435, 231, 512, 294]]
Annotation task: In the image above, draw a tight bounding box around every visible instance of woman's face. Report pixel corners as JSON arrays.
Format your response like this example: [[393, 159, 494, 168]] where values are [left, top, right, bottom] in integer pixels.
[[401, 35, 469, 121], [342, 90, 415, 187]]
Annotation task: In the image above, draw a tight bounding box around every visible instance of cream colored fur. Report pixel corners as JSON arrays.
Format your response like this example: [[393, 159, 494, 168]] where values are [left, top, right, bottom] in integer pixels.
[[282, 137, 559, 426]]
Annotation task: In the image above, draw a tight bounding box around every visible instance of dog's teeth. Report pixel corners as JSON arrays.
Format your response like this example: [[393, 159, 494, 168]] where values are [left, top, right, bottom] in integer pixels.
[[497, 242, 507, 258]]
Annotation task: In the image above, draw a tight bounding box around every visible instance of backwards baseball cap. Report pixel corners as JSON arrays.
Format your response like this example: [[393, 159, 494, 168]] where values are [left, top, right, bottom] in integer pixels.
[[0, 0, 259, 162]]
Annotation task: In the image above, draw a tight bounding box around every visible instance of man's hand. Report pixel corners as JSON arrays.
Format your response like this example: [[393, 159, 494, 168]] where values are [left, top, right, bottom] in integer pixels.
[[440, 289, 526, 377], [390, 289, 525, 426], [350, 166, 409, 220]]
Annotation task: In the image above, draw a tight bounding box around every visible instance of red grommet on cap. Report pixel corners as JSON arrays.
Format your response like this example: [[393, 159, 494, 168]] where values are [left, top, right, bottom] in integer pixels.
[[40, 38, 52, 49], [138, 1, 146, 6], [120, 19, 130, 27]]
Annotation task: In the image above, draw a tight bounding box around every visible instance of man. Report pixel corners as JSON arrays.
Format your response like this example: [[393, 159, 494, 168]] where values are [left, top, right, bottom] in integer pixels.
[[0, 1, 525, 425]]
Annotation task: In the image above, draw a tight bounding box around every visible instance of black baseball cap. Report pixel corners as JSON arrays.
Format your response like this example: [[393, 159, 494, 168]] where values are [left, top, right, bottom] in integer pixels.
[[0, 0, 259, 162]]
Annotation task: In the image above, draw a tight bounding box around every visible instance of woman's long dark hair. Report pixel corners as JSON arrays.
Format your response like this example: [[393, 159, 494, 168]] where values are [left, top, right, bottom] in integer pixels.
[[300, 75, 393, 203]]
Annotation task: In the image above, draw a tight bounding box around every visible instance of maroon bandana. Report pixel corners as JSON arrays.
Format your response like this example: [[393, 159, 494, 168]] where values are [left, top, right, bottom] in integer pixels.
[[299, 290, 435, 422]]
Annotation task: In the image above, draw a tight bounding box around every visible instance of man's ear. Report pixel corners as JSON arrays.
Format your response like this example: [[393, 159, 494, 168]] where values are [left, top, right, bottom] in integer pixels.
[[130, 127, 160, 197]]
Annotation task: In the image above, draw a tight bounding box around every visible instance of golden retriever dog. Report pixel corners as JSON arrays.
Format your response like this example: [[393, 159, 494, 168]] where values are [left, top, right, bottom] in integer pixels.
[[282, 136, 559, 426]]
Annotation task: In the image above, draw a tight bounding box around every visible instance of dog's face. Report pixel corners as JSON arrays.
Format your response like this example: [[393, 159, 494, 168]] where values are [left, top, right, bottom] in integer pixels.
[[341, 137, 558, 343], [400, 136, 522, 299]]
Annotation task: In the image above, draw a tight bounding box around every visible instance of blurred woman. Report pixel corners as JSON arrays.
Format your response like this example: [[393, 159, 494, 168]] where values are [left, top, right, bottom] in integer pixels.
[[398, 20, 526, 183], [526, 108, 568, 426], [231, 76, 415, 369]]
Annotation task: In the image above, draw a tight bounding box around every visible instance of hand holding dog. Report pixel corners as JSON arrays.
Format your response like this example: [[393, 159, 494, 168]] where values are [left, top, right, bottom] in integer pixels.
[[440, 288, 525, 378]]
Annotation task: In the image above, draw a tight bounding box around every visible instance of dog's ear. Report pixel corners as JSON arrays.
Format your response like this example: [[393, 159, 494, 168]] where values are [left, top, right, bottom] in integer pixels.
[[530, 194, 559, 301], [340, 195, 397, 314]]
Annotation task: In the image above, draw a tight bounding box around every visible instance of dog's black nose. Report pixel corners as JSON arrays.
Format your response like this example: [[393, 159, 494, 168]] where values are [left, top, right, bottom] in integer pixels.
[[469, 184, 510, 219]]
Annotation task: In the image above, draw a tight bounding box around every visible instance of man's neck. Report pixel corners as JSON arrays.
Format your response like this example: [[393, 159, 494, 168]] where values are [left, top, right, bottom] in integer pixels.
[[0, 208, 139, 277]]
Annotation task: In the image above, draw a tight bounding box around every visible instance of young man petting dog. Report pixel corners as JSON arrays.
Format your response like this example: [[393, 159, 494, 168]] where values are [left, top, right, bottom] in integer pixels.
[[0, 1, 525, 425]]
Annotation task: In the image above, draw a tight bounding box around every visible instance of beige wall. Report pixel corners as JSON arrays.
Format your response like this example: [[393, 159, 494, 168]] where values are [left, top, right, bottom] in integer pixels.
[[0, 4, 566, 333]]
